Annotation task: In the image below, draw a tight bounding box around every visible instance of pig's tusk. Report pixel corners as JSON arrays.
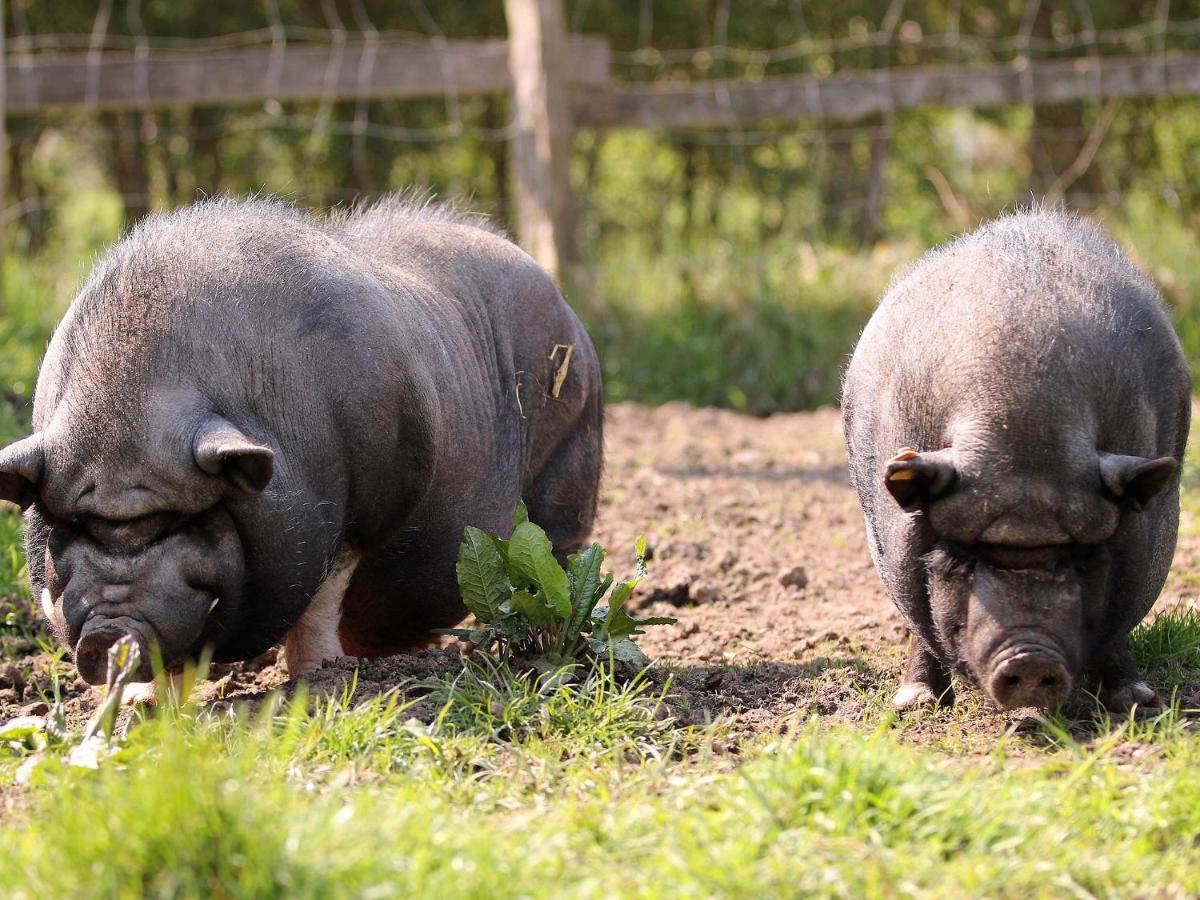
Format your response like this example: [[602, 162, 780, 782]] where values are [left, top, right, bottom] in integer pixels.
[[41, 588, 67, 633], [208, 597, 220, 614]]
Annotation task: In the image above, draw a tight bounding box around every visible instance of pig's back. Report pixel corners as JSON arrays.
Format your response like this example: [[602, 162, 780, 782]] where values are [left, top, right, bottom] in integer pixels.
[[845, 209, 1188, 455]]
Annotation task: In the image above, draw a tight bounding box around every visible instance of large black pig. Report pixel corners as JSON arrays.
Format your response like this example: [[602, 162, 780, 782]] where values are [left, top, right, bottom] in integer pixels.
[[842, 209, 1189, 711], [0, 196, 602, 685]]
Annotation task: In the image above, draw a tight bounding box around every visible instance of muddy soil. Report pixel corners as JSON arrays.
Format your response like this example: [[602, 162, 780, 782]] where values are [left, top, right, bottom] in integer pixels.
[[4, 402, 1199, 746]]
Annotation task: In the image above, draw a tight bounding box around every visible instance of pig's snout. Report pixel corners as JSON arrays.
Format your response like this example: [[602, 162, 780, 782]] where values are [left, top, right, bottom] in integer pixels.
[[75, 617, 151, 685], [987, 643, 1072, 710]]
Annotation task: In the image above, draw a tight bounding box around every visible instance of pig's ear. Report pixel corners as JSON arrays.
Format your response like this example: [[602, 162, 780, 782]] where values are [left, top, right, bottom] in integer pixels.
[[884, 447, 956, 512], [1099, 453, 1177, 510], [0, 433, 44, 510], [193, 416, 275, 495]]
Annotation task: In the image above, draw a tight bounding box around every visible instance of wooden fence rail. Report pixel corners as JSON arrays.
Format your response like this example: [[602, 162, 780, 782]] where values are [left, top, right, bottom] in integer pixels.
[[12, 45, 1198, 125], [575, 52, 1200, 128], [5, 37, 611, 113]]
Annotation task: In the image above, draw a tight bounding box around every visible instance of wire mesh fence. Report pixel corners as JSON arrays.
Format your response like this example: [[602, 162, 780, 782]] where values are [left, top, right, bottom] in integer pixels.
[[7, 1, 1200, 251], [5, 1, 1200, 413]]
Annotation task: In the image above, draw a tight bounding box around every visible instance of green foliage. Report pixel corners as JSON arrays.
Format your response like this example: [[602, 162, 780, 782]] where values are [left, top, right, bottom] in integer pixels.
[[0, 510, 40, 655], [449, 502, 674, 672]]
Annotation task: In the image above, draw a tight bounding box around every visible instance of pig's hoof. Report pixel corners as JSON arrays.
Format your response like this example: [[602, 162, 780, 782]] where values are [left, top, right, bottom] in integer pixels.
[[1101, 679, 1160, 713], [892, 681, 943, 711], [120, 681, 158, 706]]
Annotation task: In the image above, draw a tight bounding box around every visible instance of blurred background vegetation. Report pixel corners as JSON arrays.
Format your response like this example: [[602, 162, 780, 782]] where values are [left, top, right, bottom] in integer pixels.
[[4, 0, 1200, 442]]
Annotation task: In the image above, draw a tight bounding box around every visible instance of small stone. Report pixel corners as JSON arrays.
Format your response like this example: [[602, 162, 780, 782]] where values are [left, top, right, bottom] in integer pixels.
[[242, 647, 278, 673], [780, 566, 809, 590], [15, 753, 44, 786], [19, 701, 49, 717], [730, 449, 766, 468], [0, 663, 25, 692]]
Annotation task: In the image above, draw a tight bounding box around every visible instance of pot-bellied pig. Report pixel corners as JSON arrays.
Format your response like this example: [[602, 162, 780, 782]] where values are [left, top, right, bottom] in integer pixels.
[[0, 196, 602, 685], [842, 209, 1189, 712]]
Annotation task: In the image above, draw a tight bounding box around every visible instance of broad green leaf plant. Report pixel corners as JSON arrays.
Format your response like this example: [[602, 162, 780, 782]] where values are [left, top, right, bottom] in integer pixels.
[[447, 501, 675, 674]]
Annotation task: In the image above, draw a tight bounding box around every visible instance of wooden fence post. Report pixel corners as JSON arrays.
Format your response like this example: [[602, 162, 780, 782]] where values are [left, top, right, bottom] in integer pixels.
[[1, 0, 7, 315], [503, 0, 575, 280]]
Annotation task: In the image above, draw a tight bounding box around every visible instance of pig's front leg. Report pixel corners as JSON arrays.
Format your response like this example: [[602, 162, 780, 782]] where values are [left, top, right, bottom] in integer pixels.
[[120, 671, 188, 706], [1092, 639, 1159, 712], [892, 641, 954, 710], [284, 552, 360, 677]]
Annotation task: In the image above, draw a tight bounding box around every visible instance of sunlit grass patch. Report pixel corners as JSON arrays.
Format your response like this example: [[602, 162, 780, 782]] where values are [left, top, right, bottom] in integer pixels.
[[1130, 605, 1200, 694], [6, 719, 533, 898], [8, 711, 1200, 898]]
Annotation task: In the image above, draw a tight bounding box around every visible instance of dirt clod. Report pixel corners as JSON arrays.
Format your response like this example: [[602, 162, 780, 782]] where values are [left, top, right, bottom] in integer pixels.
[[779, 567, 809, 590], [0, 664, 25, 693]]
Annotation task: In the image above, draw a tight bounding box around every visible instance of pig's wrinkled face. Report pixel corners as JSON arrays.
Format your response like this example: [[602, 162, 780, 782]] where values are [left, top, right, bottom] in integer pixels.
[[0, 404, 276, 685], [31, 501, 246, 684], [884, 445, 1177, 710], [924, 541, 1111, 709]]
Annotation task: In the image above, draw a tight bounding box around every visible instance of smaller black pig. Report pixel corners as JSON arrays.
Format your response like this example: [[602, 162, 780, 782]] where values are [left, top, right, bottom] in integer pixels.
[[842, 209, 1189, 712]]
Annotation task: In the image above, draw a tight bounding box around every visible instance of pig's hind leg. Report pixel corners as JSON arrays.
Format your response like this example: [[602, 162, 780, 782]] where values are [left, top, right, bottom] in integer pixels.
[[523, 396, 603, 560], [337, 526, 467, 657]]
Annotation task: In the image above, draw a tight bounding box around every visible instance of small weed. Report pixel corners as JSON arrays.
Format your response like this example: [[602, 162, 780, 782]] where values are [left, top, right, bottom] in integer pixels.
[[445, 500, 675, 673]]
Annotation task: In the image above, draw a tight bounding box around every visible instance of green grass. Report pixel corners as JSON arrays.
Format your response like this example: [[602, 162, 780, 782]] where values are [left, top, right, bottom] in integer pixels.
[[0, 611, 1196, 898], [0, 510, 39, 654], [577, 188, 1200, 416], [578, 236, 907, 413], [0, 555, 1196, 899], [4, 666, 1200, 898], [1130, 605, 1200, 694]]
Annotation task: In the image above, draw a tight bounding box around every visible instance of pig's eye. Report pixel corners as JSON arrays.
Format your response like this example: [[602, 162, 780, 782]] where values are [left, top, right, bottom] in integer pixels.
[[1068, 544, 1108, 577], [925, 543, 976, 579], [975, 544, 1070, 570], [79, 511, 188, 549]]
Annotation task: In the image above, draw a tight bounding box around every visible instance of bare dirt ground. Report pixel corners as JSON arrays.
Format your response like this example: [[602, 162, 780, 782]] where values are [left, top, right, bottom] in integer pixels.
[[5, 401, 1198, 748]]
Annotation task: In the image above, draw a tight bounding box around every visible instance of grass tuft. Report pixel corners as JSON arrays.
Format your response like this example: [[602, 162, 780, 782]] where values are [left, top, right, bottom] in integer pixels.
[[1129, 605, 1200, 692]]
